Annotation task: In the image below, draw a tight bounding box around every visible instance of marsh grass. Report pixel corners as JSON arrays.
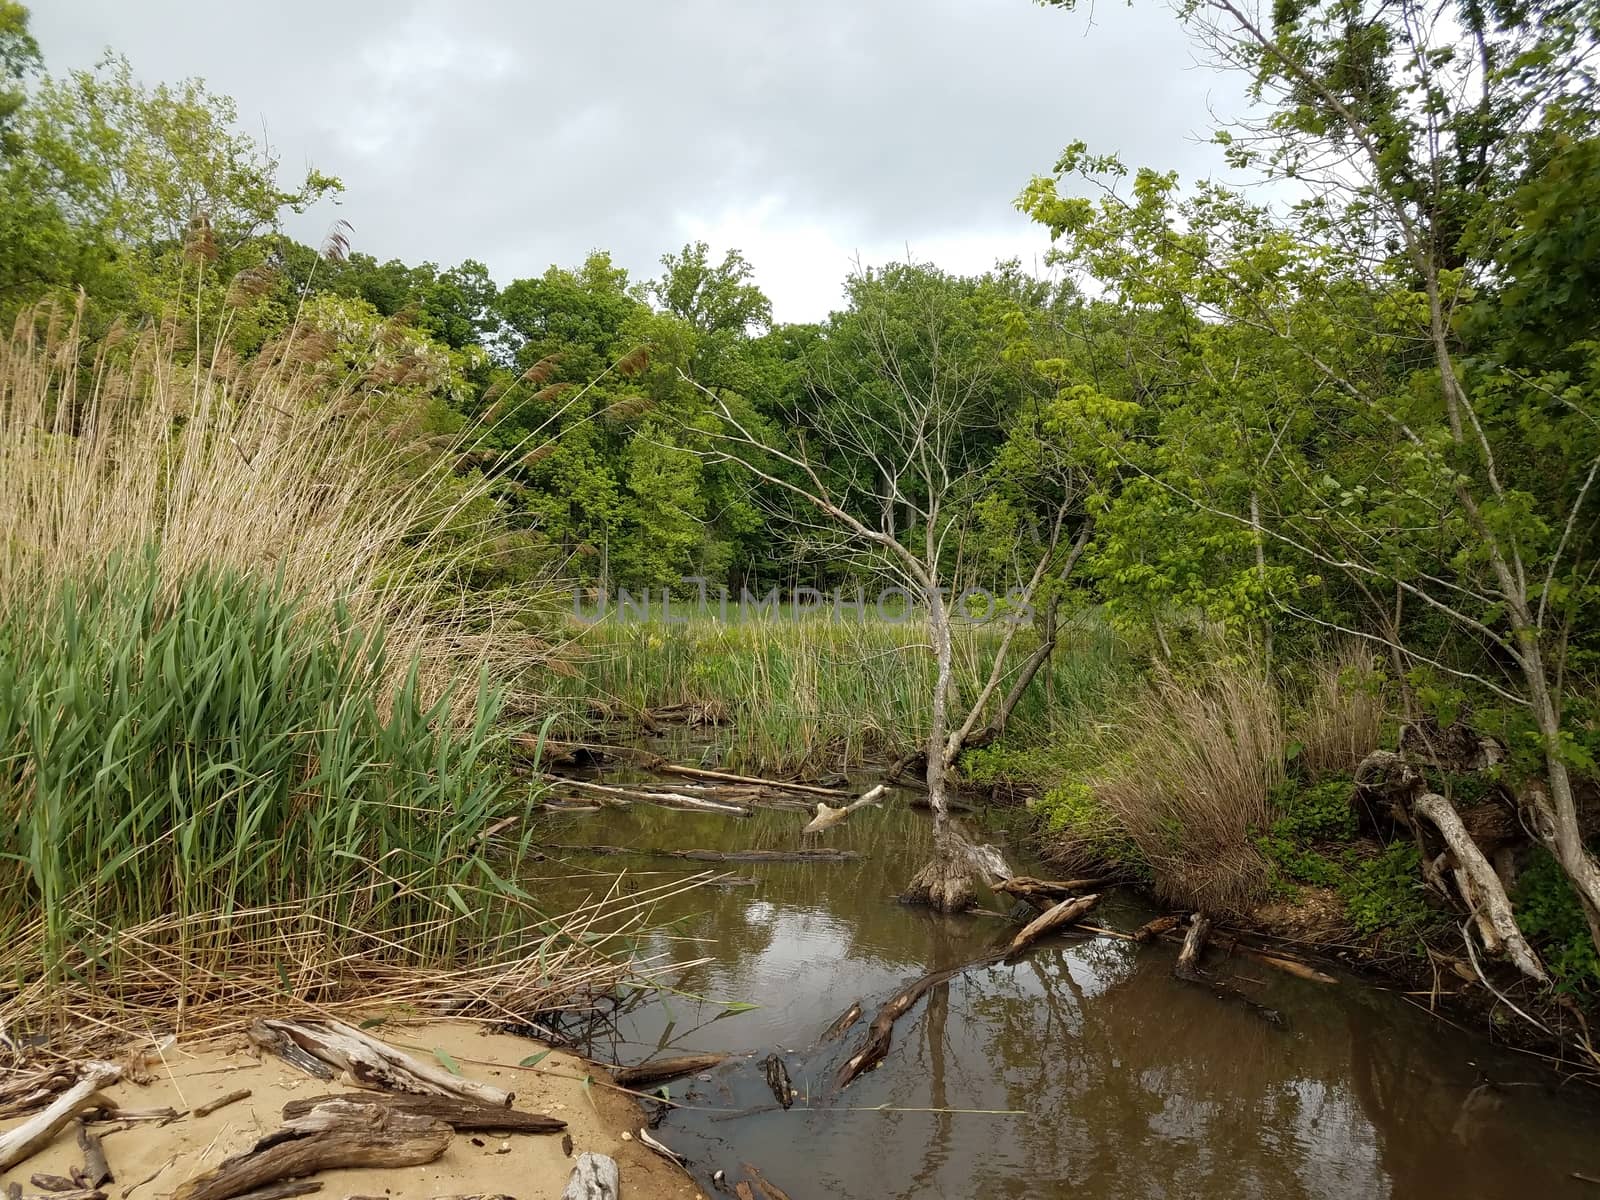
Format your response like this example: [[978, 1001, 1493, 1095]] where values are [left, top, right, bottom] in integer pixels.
[[547, 610, 1126, 772], [0, 302, 658, 1049]]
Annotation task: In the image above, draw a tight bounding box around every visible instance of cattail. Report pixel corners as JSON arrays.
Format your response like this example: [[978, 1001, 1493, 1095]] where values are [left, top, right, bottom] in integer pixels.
[[614, 345, 650, 377], [521, 354, 561, 388]]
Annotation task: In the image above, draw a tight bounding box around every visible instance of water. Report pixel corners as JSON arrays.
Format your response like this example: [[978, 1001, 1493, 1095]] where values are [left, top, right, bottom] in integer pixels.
[[526, 791, 1600, 1198]]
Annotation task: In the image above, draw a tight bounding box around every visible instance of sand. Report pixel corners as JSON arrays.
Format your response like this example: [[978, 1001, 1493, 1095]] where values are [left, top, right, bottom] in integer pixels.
[[1, 1022, 699, 1200]]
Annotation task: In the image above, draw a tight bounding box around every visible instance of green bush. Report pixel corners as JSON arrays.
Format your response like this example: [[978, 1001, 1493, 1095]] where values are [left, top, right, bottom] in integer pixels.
[[1514, 848, 1600, 993], [0, 554, 539, 978], [1338, 843, 1434, 939]]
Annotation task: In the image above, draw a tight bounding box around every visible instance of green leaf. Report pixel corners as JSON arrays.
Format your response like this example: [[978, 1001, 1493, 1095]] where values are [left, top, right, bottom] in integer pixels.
[[518, 1050, 552, 1068], [358, 1016, 387, 1030], [433, 1047, 463, 1076]]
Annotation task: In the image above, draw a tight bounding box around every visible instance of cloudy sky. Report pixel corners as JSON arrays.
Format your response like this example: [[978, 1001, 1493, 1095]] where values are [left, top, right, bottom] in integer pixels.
[[32, 0, 1241, 322]]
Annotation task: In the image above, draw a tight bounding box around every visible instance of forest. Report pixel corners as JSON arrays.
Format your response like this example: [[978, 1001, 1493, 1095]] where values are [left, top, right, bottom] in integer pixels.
[[3, 0, 1600, 1091]]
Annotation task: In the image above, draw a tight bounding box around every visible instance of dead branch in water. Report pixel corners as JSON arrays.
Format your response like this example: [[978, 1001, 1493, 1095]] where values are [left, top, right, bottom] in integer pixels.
[[611, 1054, 728, 1089], [801, 784, 889, 834], [538, 775, 750, 815], [818, 1000, 862, 1043], [1003, 894, 1101, 962], [994, 876, 1106, 911], [547, 844, 860, 863]]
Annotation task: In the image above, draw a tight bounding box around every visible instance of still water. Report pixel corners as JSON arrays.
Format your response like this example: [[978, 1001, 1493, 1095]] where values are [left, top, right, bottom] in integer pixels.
[[527, 794, 1598, 1198]]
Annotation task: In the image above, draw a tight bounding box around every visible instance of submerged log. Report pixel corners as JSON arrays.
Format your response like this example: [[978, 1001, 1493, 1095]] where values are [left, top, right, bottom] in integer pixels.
[[612, 1054, 728, 1089], [174, 1100, 450, 1200], [548, 844, 861, 863], [738, 1165, 795, 1200], [835, 951, 1006, 1090], [1003, 894, 1101, 962], [538, 775, 750, 816], [994, 876, 1106, 911], [250, 1020, 511, 1107], [0, 1063, 120, 1172], [560, 1153, 619, 1200], [818, 1000, 862, 1043], [1238, 948, 1338, 985], [280, 1093, 564, 1133]]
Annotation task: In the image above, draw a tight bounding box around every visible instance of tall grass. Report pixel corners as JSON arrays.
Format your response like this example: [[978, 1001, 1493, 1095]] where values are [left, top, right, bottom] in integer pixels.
[[0, 304, 615, 1046], [1043, 645, 1388, 914], [547, 611, 1126, 772]]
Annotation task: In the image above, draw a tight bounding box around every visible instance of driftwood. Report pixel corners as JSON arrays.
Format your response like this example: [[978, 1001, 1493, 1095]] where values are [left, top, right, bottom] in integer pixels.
[[560, 1153, 619, 1200], [835, 951, 1006, 1090], [635, 1127, 683, 1166], [1132, 914, 1183, 943], [612, 1054, 727, 1089], [227, 1184, 320, 1200], [1174, 913, 1212, 981], [84, 1106, 178, 1124], [250, 1020, 511, 1107], [20, 1191, 102, 1200], [801, 784, 888, 834], [548, 844, 860, 863], [173, 1099, 452, 1200], [1415, 791, 1549, 984], [75, 1121, 111, 1188], [31, 1177, 79, 1192], [280, 1093, 564, 1133], [0, 1062, 120, 1171], [1003, 894, 1101, 962], [538, 775, 750, 816], [994, 876, 1106, 912], [192, 1089, 252, 1119], [0, 1069, 77, 1120], [649, 761, 850, 798], [818, 1000, 862, 1043]]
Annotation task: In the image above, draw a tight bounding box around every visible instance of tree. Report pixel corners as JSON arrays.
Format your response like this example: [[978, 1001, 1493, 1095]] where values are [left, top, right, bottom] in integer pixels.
[[683, 262, 1105, 910], [1028, 0, 1600, 982]]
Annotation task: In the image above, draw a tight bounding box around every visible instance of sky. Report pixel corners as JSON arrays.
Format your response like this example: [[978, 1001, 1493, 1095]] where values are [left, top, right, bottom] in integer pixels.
[[31, 0, 1242, 323]]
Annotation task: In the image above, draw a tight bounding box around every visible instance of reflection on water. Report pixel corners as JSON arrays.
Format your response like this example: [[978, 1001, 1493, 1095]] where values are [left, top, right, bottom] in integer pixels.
[[527, 797, 1600, 1198]]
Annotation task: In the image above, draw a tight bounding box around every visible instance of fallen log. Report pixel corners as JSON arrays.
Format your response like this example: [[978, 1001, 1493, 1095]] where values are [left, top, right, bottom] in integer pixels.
[[548, 844, 861, 863], [75, 1121, 111, 1188], [835, 951, 1006, 1090], [994, 876, 1107, 911], [560, 1152, 619, 1200], [612, 1054, 728, 1089], [227, 1184, 320, 1200], [1132, 914, 1183, 943], [1174, 913, 1212, 981], [1003, 894, 1101, 962], [249, 1020, 511, 1107], [801, 784, 888, 834], [537, 775, 750, 815], [172, 1099, 452, 1200], [192, 1089, 252, 1119], [0, 1063, 120, 1172], [280, 1093, 564, 1133], [20, 1190, 102, 1200]]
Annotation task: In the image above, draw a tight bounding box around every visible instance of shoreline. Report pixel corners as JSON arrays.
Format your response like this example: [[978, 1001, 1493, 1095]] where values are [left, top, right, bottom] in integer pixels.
[[0, 1020, 697, 1200]]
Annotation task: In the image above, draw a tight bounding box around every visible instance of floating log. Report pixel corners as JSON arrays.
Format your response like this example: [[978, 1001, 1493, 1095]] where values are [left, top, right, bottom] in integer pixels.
[[0, 1063, 121, 1172], [1132, 914, 1183, 943], [1004, 894, 1102, 962], [548, 844, 860, 863], [994, 876, 1106, 911], [192, 1089, 252, 1119], [801, 784, 888, 834], [173, 1099, 452, 1200], [250, 1020, 511, 1108], [281, 1093, 564, 1134], [560, 1152, 619, 1200], [611, 1054, 728, 1089], [835, 951, 1006, 1090], [537, 775, 750, 815], [818, 1000, 862, 1043], [74, 1121, 111, 1188], [1174, 913, 1212, 981]]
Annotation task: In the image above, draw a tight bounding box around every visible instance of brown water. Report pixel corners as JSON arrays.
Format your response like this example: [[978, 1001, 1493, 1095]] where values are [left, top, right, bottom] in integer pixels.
[[526, 791, 1600, 1199]]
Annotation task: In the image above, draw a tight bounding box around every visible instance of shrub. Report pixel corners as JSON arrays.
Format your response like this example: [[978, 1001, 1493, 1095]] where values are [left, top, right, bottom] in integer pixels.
[[1514, 848, 1600, 993]]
